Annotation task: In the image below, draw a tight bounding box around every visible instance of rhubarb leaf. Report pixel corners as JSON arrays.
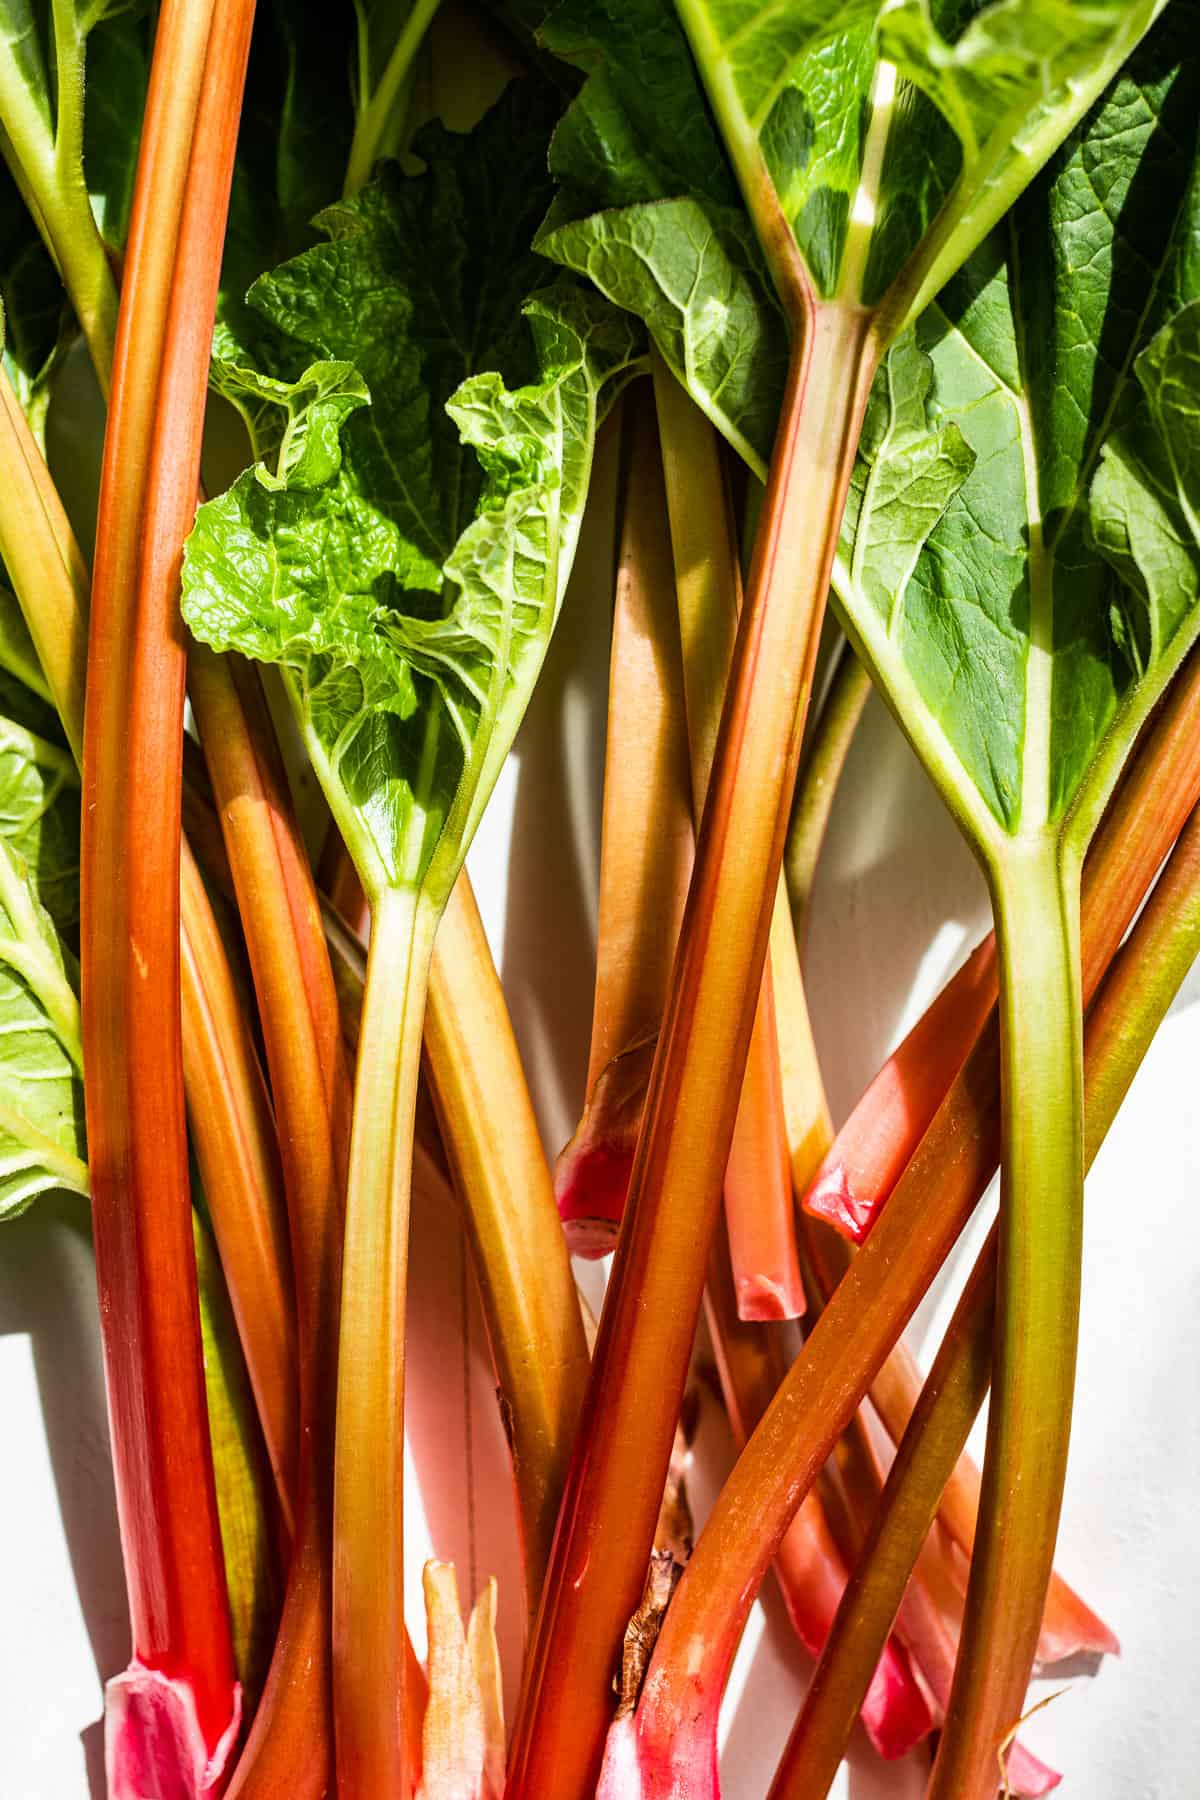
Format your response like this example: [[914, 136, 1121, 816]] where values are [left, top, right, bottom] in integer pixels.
[[0, 714, 85, 1218], [831, 8, 1200, 844], [184, 87, 642, 901], [222, 0, 359, 339], [0, 715, 79, 932], [537, 0, 1162, 465], [1090, 304, 1200, 671]]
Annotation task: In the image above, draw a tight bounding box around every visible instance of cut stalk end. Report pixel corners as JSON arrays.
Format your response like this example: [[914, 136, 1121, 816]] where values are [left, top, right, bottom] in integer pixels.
[[554, 1040, 656, 1258], [597, 1701, 719, 1800], [105, 1665, 242, 1800]]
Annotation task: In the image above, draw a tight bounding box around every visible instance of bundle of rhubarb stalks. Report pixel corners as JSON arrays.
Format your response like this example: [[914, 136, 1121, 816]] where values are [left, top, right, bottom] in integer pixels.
[[3, 0, 1200, 1793]]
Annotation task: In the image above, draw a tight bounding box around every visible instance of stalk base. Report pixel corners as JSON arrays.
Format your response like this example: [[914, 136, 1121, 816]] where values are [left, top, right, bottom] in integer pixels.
[[106, 1664, 242, 1800]]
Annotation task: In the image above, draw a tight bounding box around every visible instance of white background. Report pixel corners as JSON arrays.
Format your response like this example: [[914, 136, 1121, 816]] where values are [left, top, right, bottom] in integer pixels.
[[3, 436, 1200, 1796]]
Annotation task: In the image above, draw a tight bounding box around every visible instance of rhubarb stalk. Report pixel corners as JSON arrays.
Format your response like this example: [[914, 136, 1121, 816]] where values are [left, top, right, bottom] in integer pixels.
[[332, 882, 439, 1795], [605, 624, 1200, 1796], [653, 351, 805, 1322], [507, 301, 879, 1797], [189, 641, 353, 1800], [82, 0, 255, 1783], [424, 873, 591, 1612], [1, 305, 300, 1547], [554, 396, 694, 1256], [703, 1220, 932, 1763], [772, 793, 1200, 1796]]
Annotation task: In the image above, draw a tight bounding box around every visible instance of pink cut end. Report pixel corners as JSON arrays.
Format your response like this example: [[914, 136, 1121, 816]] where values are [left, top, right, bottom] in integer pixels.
[[597, 1692, 719, 1800], [804, 1160, 872, 1244], [106, 1663, 242, 1800], [859, 1640, 934, 1761], [555, 1041, 657, 1258], [1004, 1738, 1063, 1797], [734, 1272, 807, 1322], [555, 1137, 634, 1257]]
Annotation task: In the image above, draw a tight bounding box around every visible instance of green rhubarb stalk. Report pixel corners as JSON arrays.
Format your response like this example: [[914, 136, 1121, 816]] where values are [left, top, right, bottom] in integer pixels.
[[317, 830, 592, 1618], [774, 792, 1200, 1797], [424, 872, 591, 1614], [931, 844, 1083, 1797], [344, 0, 444, 196], [332, 881, 438, 1792], [0, 0, 120, 389]]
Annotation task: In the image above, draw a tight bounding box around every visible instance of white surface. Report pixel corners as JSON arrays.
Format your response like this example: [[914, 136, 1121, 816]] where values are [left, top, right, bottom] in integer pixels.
[[3, 470, 1200, 1793]]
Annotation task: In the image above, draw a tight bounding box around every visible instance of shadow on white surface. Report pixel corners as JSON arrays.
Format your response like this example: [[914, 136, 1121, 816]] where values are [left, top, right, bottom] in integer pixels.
[[0, 1201, 128, 1799]]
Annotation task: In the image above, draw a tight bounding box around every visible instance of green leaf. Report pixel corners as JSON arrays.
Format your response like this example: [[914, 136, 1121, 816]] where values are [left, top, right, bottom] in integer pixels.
[[186, 284, 639, 899], [0, 714, 80, 932], [1090, 304, 1200, 683], [221, 0, 359, 341], [536, 0, 1163, 473], [537, 193, 787, 470], [208, 337, 370, 488], [186, 89, 643, 901], [0, 714, 84, 1220], [832, 9, 1200, 849]]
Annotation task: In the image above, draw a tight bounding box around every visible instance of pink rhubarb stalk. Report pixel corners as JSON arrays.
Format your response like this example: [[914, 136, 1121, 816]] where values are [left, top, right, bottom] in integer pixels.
[[804, 937, 998, 1242], [704, 1221, 931, 1762]]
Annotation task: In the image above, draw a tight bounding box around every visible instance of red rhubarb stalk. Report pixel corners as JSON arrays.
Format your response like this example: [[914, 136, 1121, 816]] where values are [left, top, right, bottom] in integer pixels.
[[0, 253, 300, 1552], [703, 1221, 931, 1762], [81, 0, 255, 1784], [507, 298, 879, 1797], [654, 355, 805, 1322], [804, 938, 998, 1244]]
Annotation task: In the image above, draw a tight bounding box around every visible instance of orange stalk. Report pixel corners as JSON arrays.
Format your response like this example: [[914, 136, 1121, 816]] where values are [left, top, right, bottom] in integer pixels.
[[555, 394, 694, 1255], [189, 643, 352, 1798], [803, 1219, 1116, 1668], [654, 354, 804, 1323], [0, 141, 299, 1562], [614, 633, 1200, 1788]]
